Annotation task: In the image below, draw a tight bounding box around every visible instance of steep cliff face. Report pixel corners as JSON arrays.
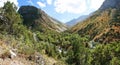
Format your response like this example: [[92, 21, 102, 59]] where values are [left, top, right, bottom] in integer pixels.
[[71, 0, 120, 43], [18, 6, 67, 32]]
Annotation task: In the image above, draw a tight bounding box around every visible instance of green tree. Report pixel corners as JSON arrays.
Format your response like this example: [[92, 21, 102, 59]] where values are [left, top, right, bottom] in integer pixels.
[[88, 42, 120, 65], [2, 1, 22, 34], [67, 35, 88, 65]]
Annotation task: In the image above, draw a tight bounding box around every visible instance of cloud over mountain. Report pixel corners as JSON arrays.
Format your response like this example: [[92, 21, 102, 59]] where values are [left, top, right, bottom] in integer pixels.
[[37, 1, 46, 8], [54, 0, 105, 14]]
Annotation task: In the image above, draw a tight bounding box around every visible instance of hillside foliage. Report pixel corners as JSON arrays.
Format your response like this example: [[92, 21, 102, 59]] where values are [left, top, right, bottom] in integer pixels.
[[71, 8, 120, 44], [0, 1, 120, 65]]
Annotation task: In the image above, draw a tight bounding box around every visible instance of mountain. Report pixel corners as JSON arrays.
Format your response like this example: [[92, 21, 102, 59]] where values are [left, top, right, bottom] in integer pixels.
[[71, 0, 120, 43], [99, 0, 120, 10], [66, 15, 89, 27], [18, 6, 67, 32]]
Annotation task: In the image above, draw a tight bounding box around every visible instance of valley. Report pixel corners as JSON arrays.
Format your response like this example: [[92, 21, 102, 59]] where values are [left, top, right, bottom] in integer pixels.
[[0, 0, 120, 65]]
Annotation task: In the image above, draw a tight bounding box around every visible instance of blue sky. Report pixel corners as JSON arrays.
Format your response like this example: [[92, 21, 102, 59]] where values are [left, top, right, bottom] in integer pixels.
[[0, 0, 105, 23]]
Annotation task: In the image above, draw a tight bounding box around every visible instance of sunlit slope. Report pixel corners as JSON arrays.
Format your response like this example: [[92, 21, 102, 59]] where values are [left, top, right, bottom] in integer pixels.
[[71, 0, 120, 43]]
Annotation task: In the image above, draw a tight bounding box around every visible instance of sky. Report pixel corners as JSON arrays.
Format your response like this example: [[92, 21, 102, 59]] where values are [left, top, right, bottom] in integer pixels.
[[0, 0, 105, 23]]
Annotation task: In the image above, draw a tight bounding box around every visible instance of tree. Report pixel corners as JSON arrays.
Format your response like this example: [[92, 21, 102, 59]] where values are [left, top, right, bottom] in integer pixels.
[[2, 1, 22, 34], [88, 42, 120, 65], [67, 35, 89, 65]]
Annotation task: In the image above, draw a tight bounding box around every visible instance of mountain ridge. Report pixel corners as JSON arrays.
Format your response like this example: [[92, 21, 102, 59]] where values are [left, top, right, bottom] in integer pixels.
[[18, 6, 67, 32]]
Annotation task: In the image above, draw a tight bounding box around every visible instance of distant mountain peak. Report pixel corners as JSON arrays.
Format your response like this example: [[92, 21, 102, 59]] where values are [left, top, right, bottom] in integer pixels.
[[66, 15, 89, 27]]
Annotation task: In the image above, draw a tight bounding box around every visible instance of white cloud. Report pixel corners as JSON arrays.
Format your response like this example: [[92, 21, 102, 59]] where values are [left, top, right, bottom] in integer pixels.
[[54, 0, 105, 14], [54, 0, 87, 14], [47, 0, 53, 5], [37, 1, 46, 8], [90, 0, 105, 10], [0, 0, 18, 7], [27, 0, 34, 5]]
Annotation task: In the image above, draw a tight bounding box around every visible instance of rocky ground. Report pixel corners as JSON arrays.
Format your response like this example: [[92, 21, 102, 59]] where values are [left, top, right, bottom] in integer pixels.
[[0, 57, 36, 65], [0, 54, 59, 65]]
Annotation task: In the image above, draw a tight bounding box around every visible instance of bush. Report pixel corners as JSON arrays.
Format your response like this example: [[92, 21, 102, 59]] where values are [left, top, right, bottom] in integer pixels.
[[88, 42, 120, 65]]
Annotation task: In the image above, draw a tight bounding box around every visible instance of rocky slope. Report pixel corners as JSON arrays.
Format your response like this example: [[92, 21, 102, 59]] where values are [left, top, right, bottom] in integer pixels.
[[71, 0, 120, 43], [18, 6, 67, 32], [0, 40, 64, 65]]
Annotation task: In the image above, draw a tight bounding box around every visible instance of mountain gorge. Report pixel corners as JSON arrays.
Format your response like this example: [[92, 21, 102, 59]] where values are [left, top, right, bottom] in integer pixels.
[[0, 0, 120, 65], [71, 0, 120, 43]]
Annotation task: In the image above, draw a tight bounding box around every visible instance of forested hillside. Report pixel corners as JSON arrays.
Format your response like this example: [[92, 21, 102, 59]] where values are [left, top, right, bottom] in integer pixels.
[[72, 0, 120, 43]]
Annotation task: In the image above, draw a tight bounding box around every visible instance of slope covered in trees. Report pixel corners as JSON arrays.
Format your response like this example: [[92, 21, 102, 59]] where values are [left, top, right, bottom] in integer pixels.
[[71, 0, 120, 43]]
